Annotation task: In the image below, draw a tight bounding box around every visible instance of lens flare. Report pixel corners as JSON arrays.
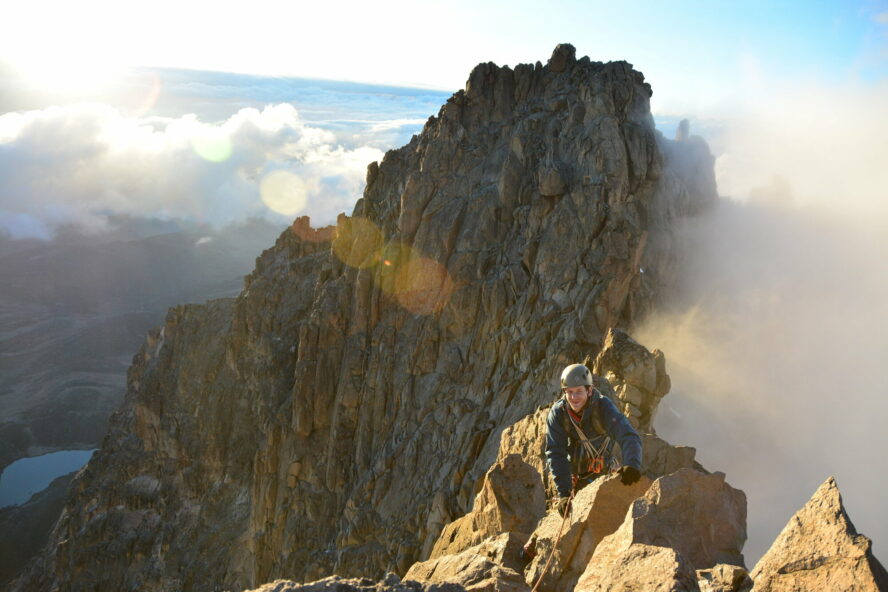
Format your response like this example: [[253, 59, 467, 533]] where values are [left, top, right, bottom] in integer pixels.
[[124, 70, 162, 118], [261, 170, 309, 216], [392, 255, 454, 315], [191, 129, 232, 162], [332, 217, 384, 269], [375, 241, 414, 294], [331, 225, 454, 314]]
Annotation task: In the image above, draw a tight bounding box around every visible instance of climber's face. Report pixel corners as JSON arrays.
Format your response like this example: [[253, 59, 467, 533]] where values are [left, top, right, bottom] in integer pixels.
[[563, 385, 591, 412]]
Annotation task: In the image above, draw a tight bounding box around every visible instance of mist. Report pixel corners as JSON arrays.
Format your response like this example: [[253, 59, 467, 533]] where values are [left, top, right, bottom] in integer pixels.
[[638, 80, 888, 566]]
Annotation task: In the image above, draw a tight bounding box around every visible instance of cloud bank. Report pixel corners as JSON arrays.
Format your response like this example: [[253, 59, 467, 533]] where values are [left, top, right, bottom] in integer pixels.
[[0, 102, 385, 239], [639, 80, 888, 565]]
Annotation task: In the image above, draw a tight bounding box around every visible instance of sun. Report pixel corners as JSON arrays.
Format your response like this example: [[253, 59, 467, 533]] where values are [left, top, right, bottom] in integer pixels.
[[10, 51, 123, 96]]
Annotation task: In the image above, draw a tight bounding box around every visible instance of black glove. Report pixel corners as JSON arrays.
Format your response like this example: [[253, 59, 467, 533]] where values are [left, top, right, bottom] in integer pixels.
[[618, 465, 641, 486], [556, 496, 571, 517], [520, 534, 537, 564]]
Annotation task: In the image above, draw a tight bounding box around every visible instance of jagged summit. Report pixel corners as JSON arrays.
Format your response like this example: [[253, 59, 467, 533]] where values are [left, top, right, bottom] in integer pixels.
[[16, 45, 718, 592]]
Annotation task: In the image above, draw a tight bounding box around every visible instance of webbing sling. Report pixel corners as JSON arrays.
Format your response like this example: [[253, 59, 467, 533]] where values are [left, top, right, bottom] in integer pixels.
[[563, 393, 613, 475], [567, 413, 610, 464]]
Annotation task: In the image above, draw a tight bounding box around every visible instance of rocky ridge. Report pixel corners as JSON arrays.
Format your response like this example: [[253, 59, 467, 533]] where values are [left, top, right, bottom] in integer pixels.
[[16, 43, 736, 592], [243, 385, 884, 592]]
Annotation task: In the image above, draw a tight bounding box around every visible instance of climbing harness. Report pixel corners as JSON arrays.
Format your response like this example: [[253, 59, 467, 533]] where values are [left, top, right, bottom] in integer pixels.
[[567, 410, 612, 478]]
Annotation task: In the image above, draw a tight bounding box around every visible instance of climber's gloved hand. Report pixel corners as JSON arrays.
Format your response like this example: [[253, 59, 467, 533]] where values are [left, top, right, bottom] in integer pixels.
[[556, 496, 571, 517], [618, 465, 641, 486]]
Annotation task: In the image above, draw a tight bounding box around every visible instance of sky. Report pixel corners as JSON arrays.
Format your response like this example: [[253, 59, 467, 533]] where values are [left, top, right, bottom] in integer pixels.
[[1, 1, 886, 101], [1, 0, 887, 572], [1, 0, 886, 238]]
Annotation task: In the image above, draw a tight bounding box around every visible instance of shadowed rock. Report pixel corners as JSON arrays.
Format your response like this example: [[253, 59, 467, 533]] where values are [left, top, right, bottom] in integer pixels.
[[242, 574, 466, 592], [697, 564, 752, 592], [428, 455, 545, 560], [750, 477, 888, 591], [0, 472, 76, 587], [642, 432, 700, 478]]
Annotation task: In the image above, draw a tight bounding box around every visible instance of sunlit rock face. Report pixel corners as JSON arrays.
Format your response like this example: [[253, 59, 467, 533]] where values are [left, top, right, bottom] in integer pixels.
[[14, 44, 717, 592], [750, 477, 888, 592]]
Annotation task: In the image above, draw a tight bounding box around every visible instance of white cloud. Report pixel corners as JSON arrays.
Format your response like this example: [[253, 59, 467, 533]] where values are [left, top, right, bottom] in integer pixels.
[[713, 79, 888, 220], [637, 78, 888, 564], [0, 103, 385, 238]]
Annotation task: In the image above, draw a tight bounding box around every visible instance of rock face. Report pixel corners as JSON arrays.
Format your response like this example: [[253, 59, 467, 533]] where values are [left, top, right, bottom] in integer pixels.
[[14, 44, 718, 592], [750, 477, 888, 591], [0, 472, 76, 587]]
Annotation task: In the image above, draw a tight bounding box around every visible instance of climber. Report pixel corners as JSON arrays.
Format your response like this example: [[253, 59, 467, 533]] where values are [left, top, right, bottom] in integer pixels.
[[545, 363, 643, 517]]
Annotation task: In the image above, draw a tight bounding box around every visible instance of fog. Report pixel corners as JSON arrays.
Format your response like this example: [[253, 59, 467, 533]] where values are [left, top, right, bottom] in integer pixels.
[[638, 81, 888, 566]]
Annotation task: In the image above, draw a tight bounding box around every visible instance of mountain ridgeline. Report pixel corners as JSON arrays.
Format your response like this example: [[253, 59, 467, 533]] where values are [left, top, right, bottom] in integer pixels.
[[19, 44, 727, 591]]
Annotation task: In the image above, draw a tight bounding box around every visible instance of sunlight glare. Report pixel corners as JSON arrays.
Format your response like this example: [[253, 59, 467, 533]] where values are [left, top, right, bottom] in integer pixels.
[[191, 128, 233, 162], [11, 51, 123, 95], [260, 170, 309, 216]]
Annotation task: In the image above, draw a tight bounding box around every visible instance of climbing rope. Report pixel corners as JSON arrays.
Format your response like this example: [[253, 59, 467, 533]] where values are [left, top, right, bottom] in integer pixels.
[[530, 488, 576, 592]]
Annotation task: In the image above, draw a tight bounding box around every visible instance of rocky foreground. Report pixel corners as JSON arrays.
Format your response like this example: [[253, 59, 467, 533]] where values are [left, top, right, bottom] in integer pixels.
[[12, 44, 885, 592], [243, 335, 886, 592]]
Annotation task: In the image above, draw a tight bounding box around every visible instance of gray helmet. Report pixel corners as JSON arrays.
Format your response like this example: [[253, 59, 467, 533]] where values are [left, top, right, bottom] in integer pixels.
[[561, 364, 593, 388]]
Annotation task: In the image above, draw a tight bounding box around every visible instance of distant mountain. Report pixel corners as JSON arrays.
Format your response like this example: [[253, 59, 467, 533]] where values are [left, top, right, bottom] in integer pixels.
[[0, 217, 282, 473]]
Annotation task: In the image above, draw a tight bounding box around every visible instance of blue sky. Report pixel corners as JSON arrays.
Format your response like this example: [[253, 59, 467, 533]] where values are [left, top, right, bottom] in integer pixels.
[[1, 1, 886, 112]]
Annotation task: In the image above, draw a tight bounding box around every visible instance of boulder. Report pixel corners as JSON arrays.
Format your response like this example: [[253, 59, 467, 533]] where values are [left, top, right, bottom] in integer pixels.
[[429, 454, 545, 560], [523, 473, 652, 592], [592, 328, 670, 433], [406, 532, 528, 592], [575, 543, 699, 592], [697, 564, 752, 592], [643, 432, 701, 477], [576, 468, 745, 591], [750, 476, 888, 591]]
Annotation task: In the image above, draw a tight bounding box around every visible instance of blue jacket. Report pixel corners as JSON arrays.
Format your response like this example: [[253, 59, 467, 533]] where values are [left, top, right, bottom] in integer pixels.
[[545, 391, 643, 497]]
